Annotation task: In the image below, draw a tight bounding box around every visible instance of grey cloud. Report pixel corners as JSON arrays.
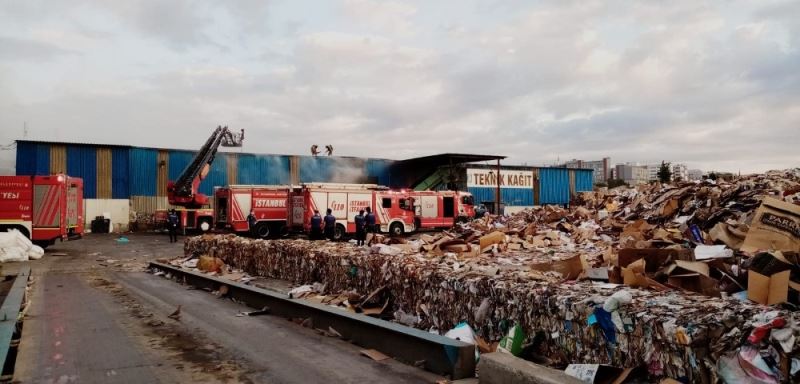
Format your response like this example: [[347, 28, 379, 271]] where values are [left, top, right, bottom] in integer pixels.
[[0, 36, 77, 61]]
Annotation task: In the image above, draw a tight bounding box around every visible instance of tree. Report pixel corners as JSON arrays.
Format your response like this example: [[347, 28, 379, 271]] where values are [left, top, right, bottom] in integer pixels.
[[607, 178, 628, 188], [657, 161, 672, 183]]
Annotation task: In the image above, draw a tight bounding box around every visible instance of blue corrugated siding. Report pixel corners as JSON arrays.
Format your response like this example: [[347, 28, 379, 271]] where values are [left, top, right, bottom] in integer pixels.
[[66, 145, 97, 198], [15, 142, 50, 175], [111, 148, 130, 198], [298, 156, 334, 183], [539, 168, 570, 205], [366, 159, 393, 186], [129, 148, 157, 196], [237, 154, 290, 185], [467, 187, 534, 206], [199, 154, 226, 196], [168, 151, 194, 182], [575, 169, 593, 192]]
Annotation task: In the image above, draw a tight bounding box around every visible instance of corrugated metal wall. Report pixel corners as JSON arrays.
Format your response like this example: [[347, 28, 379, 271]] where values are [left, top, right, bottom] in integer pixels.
[[299, 156, 333, 182], [66, 145, 97, 198], [574, 169, 594, 192], [50, 145, 66, 174], [15, 142, 50, 175], [156, 150, 168, 197], [111, 148, 129, 198], [539, 168, 570, 205], [226, 153, 238, 185], [200, 153, 226, 196], [96, 148, 112, 198], [238, 154, 290, 185], [468, 187, 534, 206], [129, 148, 158, 196], [366, 159, 393, 186], [290, 156, 299, 184]]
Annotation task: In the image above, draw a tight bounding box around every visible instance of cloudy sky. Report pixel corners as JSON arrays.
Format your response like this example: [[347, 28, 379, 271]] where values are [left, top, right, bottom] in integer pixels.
[[0, 0, 798, 174]]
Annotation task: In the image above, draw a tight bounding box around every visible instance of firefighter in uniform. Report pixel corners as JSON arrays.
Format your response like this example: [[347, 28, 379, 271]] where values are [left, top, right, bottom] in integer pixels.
[[247, 210, 257, 237], [167, 209, 179, 243], [323, 208, 336, 240], [354, 209, 366, 246], [364, 207, 377, 245], [310, 210, 323, 240]]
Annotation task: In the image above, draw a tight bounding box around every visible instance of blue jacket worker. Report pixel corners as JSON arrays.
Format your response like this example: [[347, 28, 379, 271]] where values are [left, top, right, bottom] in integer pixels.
[[323, 209, 337, 240], [167, 209, 180, 243], [310, 210, 323, 240], [354, 210, 366, 246], [247, 210, 257, 236]]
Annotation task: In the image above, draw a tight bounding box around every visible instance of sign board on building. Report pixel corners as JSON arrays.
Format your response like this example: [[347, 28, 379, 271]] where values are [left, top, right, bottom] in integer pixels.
[[466, 169, 534, 189]]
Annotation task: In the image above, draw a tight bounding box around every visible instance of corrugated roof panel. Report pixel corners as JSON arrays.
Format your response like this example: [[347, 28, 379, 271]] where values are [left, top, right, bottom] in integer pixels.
[[50, 145, 67, 174], [574, 169, 594, 192], [111, 147, 130, 198], [129, 148, 157, 196], [539, 168, 570, 205], [67, 145, 97, 198], [299, 156, 334, 182], [96, 148, 112, 199], [468, 187, 534, 207], [167, 150, 193, 182], [199, 153, 226, 196], [238, 154, 290, 185], [16, 142, 50, 175], [366, 159, 393, 186]]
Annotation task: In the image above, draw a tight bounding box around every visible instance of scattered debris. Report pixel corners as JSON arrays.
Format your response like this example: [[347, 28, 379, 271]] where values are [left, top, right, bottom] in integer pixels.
[[360, 349, 390, 361], [167, 305, 182, 321]]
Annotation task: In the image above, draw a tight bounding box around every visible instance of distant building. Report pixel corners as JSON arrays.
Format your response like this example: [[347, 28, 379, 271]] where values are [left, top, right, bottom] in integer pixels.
[[688, 169, 703, 181], [647, 164, 660, 181], [563, 157, 610, 183], [615, 163, 649, 185], [672, 163, 689, 181]]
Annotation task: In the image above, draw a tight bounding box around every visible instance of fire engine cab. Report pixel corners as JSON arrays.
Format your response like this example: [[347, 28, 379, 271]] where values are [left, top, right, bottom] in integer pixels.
[[0, 174, 84, 247], [409, 190, 476, 230]]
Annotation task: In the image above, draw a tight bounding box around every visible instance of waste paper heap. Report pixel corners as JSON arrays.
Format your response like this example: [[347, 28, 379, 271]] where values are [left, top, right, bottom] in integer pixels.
[[183, 169, 800, 382]]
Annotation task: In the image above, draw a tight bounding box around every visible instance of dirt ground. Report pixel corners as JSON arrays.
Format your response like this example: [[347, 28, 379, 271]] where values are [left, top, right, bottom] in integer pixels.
[[8, 232, 442, 384]]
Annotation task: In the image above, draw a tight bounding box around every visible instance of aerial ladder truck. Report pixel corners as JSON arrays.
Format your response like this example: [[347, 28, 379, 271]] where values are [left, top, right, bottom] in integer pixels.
[[166, 126, 244, 233]]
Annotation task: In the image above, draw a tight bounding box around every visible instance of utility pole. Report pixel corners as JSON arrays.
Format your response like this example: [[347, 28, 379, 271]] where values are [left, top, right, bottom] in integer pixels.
[[496, 159, 501, 215]]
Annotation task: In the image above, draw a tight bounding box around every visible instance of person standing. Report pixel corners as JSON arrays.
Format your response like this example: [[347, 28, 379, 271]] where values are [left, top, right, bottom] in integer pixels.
[[323, 208, 336, 240], [167, 209, 179, 243], [354, 209, 366, 246], [364, 206, 377, 245], [247, 210, 257, 237], [310, 210, 323, 240]]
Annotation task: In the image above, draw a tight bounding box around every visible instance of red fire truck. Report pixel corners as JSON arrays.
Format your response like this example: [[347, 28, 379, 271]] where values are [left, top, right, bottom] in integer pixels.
[[301, 183, 416, 239], [0, 174, 84, 247], [409, 190, 476, 230], [213, 185, 298, 238]]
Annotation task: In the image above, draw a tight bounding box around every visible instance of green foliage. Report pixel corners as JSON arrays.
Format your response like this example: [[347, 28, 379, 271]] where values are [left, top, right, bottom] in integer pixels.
[[657, 161, 672, 183], [607, 178, 628, 188]]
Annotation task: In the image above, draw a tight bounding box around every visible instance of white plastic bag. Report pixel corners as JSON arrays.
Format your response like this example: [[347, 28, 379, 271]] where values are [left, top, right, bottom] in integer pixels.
[[27, 245, 45, 260], [0, 247, 27, 263]]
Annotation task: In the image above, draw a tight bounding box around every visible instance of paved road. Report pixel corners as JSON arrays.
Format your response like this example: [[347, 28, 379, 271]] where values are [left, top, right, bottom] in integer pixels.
[[10, 233, 443, 383]]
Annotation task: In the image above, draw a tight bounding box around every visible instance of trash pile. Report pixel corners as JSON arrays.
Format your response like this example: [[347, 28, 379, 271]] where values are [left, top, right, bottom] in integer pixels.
[[0, 229, 44, 262], [181, 169, 800, 382]]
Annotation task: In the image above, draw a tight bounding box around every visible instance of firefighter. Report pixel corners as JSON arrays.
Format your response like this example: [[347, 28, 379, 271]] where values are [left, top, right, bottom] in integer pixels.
[[365, 206, 377, 245], [354, 209, 366, 246], [167, 209, 179, 243], [247, 210, 257, 237], [310, 210, 323, 240], [323, 208, 336, 240]]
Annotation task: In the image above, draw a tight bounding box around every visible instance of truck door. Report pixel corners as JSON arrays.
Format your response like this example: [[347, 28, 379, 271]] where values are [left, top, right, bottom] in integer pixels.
[[443, 196, 455, 226]]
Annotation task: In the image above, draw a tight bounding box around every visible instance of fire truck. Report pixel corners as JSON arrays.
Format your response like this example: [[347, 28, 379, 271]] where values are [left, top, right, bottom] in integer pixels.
[[214, 185, 297, 238], [301, 183, 416, 239], [409, 190, 476, 230], [0, 174, 84, 247], [166, 126, 243, 232]]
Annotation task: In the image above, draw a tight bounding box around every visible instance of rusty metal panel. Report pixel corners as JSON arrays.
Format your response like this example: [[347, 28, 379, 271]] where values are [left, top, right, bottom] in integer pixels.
[[226, 153, 238, 185], [130, 196, 170, 216], [96, 148, 112, 199], [156, 150, 168, 197], [568, 169, 577, 197], [49, 145, 66, 174], [290, 156, 299, 185]]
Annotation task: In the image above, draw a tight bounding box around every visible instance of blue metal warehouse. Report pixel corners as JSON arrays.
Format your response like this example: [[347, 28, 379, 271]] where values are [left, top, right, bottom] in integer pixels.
[[14, 140, 592, 228]]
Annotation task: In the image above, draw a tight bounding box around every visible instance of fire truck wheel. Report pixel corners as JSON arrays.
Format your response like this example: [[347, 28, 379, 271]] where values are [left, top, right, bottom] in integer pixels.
[[278, 224, 289, 237], [389, 222, 404, 237], [255, 223, 271, 239], [333, 224, 345, 241], [198, 219, 212, 232]]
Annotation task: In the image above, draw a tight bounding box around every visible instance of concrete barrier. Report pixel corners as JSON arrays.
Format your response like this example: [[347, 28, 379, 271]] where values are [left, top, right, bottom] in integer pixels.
[[477, 353, 584, 384]]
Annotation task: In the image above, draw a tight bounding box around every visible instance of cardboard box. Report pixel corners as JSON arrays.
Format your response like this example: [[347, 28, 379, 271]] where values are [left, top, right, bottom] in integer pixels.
[[564, 364, 637, 384], [741, 197, 800, 253], [618, 248, 694, 272], [531, 254, 584, 280], [747, 252, 794, 305]]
